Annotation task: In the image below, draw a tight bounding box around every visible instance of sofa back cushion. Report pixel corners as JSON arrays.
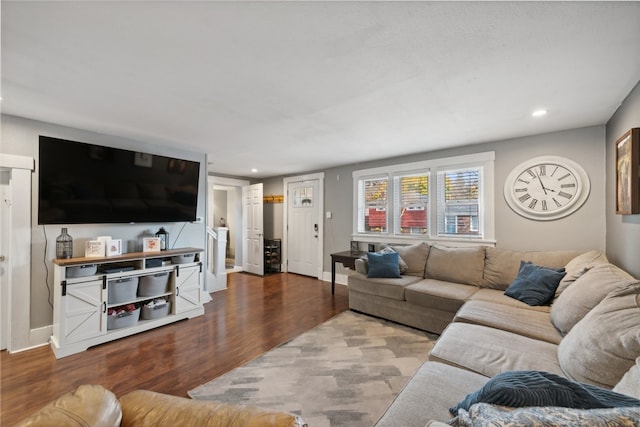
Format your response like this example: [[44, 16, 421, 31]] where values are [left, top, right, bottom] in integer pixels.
[[425, 245, 485, 286], [555, 250, 609, 298], [390, 242, 430, 277], [557, 282, 640, 389], [481, 248, 580, 290], [550, 263, 636, 335]]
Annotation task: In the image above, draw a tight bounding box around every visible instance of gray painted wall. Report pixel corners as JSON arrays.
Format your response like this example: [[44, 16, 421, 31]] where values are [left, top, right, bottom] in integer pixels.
[[606, 81, 640, 278], [1, 115, 208, 329], [267, 126, 606, 272]]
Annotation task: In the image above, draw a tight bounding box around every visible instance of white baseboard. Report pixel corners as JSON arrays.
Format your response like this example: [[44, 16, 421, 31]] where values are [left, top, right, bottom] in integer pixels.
[[321, 271, 349, 287], [9, 325, 52, 354]]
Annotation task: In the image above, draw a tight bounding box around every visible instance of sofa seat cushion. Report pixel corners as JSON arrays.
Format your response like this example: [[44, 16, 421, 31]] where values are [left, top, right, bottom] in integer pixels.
[[429, 323, 562, 377], [405, 280, 478, 313], [481, 247, 581, 290], [453, 300, 562, 344], [348, 272, 422, 301], [14, 384, 122, 427], [558, 282, 640, 389], [375, 362, 489, 427], [425, 246, 485, 286], [551, 263, 638, 335], [469, 288, 551, 313]]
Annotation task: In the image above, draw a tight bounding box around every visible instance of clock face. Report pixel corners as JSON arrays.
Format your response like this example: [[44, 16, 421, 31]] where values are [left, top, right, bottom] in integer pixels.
[[504, 156, 590, 220]]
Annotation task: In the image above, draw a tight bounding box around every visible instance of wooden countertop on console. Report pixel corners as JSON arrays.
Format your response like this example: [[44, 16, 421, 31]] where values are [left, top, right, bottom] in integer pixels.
[[53, 247, 203, 266]]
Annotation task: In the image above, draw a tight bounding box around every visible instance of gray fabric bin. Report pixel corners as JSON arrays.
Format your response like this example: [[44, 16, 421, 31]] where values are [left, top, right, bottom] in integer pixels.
[[138, 272, 169, 296], [171, 253, 195, 264], [67, 264, 98, 278], [107, 277, 139, 304], [141, 301, 171, 320], [107, 307, 140, 330]]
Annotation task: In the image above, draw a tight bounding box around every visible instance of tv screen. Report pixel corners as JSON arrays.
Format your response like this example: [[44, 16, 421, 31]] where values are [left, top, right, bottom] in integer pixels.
[[38, 136, 200, 224]]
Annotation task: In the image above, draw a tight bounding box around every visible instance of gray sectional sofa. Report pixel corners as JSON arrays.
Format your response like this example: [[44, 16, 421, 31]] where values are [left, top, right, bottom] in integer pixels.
[[347, 243, 640, 426]]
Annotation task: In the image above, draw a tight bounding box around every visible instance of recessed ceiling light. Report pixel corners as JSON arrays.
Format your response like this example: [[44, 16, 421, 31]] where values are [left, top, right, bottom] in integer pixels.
[[251, 168, 258, 173], [532, 109, 548, 117]]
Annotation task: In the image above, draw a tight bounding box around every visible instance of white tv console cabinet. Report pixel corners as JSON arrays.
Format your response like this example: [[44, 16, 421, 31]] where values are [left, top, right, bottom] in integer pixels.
[[51, 247, 204, 358]]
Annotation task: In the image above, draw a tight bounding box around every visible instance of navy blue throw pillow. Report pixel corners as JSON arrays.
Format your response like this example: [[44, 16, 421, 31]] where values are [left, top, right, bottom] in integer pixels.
[[450, 370, 640, 416], [367, 251, 401, 278], [504, 261, 566, 306]]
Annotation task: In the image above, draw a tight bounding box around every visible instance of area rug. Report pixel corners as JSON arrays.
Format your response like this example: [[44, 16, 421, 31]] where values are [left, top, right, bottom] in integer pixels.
[[189, 311, 438, 427]]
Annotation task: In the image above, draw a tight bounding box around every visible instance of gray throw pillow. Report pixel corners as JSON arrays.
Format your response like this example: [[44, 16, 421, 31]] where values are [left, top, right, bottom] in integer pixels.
[[450, 370, 640, 416], [380, 246, 408, 274], [366, 251, 401, 278], [504, 261, 566, 306], [358, 246, 408, 274]]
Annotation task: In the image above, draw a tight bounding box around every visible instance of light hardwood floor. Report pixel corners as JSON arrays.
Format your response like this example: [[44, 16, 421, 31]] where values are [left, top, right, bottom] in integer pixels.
[[0, 272, 349, 426]]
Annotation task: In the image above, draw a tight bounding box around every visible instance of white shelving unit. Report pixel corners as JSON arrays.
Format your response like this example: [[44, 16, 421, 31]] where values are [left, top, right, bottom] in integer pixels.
[[51, 247, 204, 358]]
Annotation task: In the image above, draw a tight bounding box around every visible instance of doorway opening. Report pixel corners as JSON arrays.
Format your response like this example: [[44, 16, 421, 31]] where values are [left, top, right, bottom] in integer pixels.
[[208, 176, 248, 273]]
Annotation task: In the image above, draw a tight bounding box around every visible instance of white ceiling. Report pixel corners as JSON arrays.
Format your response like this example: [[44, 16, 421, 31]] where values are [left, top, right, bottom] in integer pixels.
[[2, 1, 640, 178]]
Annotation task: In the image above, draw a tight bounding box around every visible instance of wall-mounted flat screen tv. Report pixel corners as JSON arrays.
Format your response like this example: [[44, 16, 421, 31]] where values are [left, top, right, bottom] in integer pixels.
[[38, 136, 200, 225]]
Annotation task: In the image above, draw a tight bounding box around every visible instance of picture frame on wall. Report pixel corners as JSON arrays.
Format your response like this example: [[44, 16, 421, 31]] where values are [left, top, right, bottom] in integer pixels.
[[615, 128, 640, 215]]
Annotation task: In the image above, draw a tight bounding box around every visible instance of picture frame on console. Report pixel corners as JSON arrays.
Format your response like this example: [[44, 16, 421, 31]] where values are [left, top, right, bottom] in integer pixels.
[[615, 128, 639, 215]]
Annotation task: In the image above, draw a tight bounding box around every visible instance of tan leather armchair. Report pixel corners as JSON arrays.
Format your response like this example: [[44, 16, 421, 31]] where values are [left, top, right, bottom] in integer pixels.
[[15, 385, 306, 427]]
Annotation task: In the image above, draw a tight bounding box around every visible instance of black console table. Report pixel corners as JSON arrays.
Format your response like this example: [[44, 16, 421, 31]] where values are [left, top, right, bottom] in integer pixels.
[[330, 250, 367, 294]]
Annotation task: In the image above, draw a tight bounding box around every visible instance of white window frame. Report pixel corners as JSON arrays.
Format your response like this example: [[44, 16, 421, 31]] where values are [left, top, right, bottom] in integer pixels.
[[352, 152, 495, 246]]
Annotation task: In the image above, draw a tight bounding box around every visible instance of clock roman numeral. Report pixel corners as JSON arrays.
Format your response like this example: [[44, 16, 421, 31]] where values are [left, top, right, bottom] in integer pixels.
[[517, 178, 530, 184], [558, 173, 571, 181], [538, 165, 546, 176], [561, 183, 576, 188], [519, 193, 531, 203], [558, 191, 572, 199], [552, 198, 562, 207], [515, 188, 527, 192], [528, 198, 538, 209], [542, 200, 548, 211], [526, 169, 536, 178], [551, 166, 559, 176]]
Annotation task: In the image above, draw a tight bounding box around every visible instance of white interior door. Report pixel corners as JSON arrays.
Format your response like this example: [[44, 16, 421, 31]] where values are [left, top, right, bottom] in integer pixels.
[[242, 183, 264, 275], [287, 180, 320, 277], [1, 170, 10, 350]]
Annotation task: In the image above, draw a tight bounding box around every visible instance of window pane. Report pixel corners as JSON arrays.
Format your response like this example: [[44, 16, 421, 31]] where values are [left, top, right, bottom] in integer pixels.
[[437, 168, 481, 237], [358, 177, 388, 233], [394, 174, 428, 235]]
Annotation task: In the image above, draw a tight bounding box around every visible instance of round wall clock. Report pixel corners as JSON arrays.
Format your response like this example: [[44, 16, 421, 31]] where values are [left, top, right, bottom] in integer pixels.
[[504, 156, 590, 221]]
